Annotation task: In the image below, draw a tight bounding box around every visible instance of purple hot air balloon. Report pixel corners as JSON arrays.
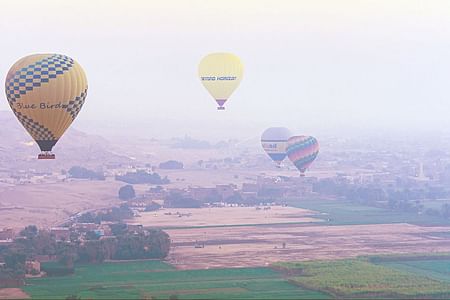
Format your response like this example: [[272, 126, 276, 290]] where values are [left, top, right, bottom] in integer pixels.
[[286, 136, 319, 176]]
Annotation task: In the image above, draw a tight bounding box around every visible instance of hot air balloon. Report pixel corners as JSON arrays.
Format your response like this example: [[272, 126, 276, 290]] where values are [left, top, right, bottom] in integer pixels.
[[198, 53, 243, 110], [286, 136, 319, 176], [5, 54, 88, 159], [261, 127, 292, 167]]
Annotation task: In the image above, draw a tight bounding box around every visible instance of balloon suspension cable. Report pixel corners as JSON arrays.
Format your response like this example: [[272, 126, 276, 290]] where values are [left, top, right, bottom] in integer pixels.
[[38, 151, 55, 160]]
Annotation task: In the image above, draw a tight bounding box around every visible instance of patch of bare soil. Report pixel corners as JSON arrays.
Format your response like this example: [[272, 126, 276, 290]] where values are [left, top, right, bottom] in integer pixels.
[[0, 288, 30, 299]]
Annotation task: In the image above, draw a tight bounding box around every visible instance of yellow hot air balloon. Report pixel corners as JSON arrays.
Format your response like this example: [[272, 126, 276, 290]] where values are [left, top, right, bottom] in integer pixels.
[[198, 53, 243, 110], [5, 54, 88, 159]]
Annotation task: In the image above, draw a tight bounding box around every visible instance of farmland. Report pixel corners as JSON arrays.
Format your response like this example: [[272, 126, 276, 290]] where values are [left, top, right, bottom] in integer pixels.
[[288, 199, 450, 226], [380, 259, 450, 283], [22, 256, 450, 299], [166, 223, 450, 269], [131, 205, 322, 228], [128, 199, 450, 270], [23, 261, 328, 299], [275, 257, 450, 299]]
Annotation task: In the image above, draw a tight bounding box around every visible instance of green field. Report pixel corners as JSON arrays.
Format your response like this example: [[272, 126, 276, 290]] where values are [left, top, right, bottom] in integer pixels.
[[275, 257, 450, 299], [24, 261, 329, 299], [420, 199, 450, 210], [380, 259, 450, 283], [288, 199, 450, 226]]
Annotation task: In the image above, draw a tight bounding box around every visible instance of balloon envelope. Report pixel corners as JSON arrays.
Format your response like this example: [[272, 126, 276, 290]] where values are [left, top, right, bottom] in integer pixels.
[[5, 53, 88, 158], [286, 136, 319, 175], [261, 127, 292, 166], [198, 53, 243, 110]]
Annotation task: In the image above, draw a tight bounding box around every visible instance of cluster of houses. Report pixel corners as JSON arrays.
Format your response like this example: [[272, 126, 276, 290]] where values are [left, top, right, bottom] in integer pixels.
[[126, 175, 316, 212]]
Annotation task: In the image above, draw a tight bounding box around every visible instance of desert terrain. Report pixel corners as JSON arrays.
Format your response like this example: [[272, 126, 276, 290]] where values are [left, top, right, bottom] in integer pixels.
[[0, 179, 123, 229]]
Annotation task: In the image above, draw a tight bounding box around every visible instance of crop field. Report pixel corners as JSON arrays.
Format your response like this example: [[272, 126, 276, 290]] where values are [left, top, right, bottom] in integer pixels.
[[275, 258, 450, 298], [23, 260, 329, 299], [131, 205, 322, 228], [289, 199, 450, 226], [380, 259, 450, 283], [166, 223, 450, 269], [420, 199, 450, 210]]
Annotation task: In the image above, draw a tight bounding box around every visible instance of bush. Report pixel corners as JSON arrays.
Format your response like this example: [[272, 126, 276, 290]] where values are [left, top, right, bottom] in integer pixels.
[[41, 262, 74, 277]]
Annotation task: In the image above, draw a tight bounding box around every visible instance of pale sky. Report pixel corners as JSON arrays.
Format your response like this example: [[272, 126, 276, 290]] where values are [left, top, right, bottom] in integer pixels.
[[1, 0, 450, 140]]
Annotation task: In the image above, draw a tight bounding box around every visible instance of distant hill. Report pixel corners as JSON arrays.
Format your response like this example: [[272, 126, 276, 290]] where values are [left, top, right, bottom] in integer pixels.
[[0, 111, 132, 171], [170, 136, 234, 150]]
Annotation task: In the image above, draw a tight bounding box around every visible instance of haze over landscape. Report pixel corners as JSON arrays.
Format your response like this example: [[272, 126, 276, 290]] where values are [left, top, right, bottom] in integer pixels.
[[3, 0, 450, 139], [2, 1, 450, 299]]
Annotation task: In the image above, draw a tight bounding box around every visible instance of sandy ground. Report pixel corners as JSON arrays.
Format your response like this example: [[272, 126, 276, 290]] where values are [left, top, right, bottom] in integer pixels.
[[0, 288, 29, 299], [0, 179, 123, 230], [130, 206, 322, 227], [165, 223, 450, 269]]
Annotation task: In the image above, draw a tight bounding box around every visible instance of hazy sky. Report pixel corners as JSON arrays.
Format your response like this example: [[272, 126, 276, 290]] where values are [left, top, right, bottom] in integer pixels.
[[1, 0, 450, 140]]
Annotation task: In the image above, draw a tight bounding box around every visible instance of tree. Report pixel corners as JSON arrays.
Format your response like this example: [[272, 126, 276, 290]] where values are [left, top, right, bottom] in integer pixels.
[[20, 225, 38, 239], [118, 185, 135, 200], [3, 249, 26, 277], [164, 193, 201, 208], [85, 231, 100, 241], [145, 202, 161, 212], [77, 212, 96, 223], [113, 230, 170, 260], [110, 223, 128, 236], [97, 205, 133, 222], [145, 229, 171, 258], [78, 240, 107, 263], [57, 242, 78, 268]]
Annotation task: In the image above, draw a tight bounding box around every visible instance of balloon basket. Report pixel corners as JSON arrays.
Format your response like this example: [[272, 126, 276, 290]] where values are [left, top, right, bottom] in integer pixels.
[[217, 107, 225, 110], [38, 152, 55, 160]]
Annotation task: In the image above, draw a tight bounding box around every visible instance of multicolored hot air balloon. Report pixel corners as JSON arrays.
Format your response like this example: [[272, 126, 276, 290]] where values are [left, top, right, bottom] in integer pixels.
[[5, 54, 88, 159], [261, 127, 292, 167], [286, 136, 319, 176], [198, 53, 243, 110]]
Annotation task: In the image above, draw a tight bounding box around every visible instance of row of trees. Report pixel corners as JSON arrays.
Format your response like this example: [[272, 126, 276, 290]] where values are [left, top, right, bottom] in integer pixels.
[[76, 228, 170, 264], [115, 170, 170, 184], [77, 204, 134, 224], [68, 166, 105, 180], [0, 224, 171, 281], [313, 178, 450, 219]]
